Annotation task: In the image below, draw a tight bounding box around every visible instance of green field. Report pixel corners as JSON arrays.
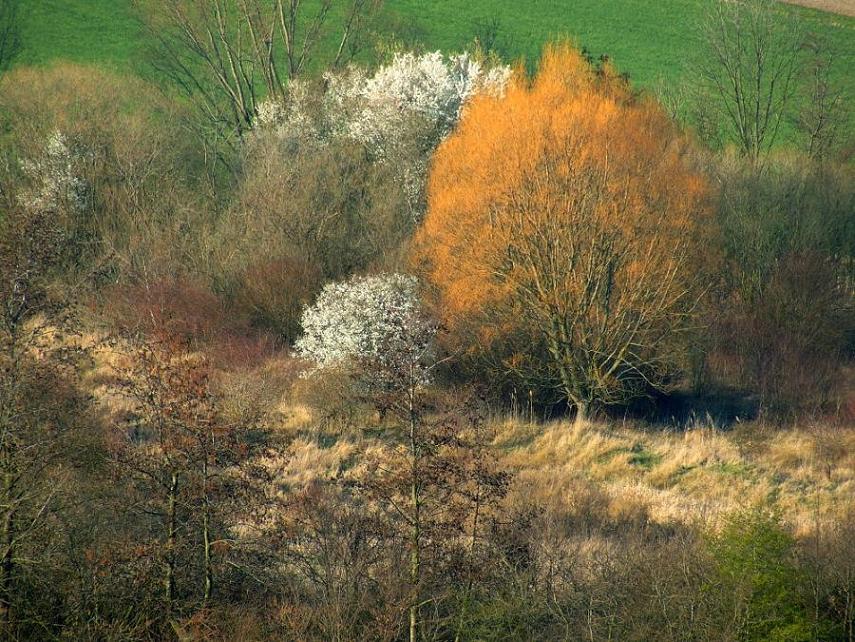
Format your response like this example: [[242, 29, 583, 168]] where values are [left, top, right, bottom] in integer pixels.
[[13, 0, 855, 92], [16, 0, 147, 72]]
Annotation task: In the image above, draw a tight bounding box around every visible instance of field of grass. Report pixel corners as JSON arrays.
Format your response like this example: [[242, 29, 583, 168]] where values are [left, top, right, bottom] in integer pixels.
[[267, 396, 855, 537], [85, 326, 854, 540], [16, 0, 147, 72], [15, 0, 855, 94]]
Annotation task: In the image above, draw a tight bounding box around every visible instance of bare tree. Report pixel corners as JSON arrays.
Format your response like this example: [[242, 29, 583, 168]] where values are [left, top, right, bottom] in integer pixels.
[[694, 0, 804, 165], [796, 34, 850, 162], [139, 0, 382, 138]]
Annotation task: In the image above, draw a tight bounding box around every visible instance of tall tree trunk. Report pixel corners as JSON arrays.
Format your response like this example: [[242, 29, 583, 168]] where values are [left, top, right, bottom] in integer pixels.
[[165, 471, 178, 614], [408, 385, 420, 642], [202, 457, 212, 604], [0, 468, 14, 628]]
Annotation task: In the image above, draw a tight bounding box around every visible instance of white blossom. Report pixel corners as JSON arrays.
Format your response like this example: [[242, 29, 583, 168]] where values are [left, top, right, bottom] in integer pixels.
[[296, 273, 436, 387], [480, 65, 514, 98], [253, 81, 323, 147], [254, 98, 287, 129], [19, 130, 89, 214], [253, 51, 510, 151], [249, 51, 511, 221], [341, 51, 510, 155]]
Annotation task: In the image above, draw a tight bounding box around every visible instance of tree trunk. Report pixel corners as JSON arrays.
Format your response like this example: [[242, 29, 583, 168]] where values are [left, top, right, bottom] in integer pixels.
[[0, 469, 14, 628], [454, 481, 482, 642], [408, 386, 420, 642], [165, 471, 178, 614], [574, 400, 588, 426], [202, 458, 212, 604]]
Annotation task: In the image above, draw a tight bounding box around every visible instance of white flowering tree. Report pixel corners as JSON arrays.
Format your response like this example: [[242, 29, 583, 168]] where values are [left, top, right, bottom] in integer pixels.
[[296, 273, 436, 390], [296, 272, 438, 642], [340, 51, 510, 154], [256, 51, 510, 149], [252, 51, 511, 220], [18, 130, 89, 215]]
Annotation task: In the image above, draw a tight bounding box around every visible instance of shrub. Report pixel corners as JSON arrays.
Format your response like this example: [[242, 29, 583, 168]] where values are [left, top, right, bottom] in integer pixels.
[[709, 511, 812, 642], [231, 255, 322, 343]]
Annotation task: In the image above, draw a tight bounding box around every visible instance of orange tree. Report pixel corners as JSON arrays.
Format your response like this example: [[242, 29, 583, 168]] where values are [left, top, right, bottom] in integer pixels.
[[413, 44, 711, 421]]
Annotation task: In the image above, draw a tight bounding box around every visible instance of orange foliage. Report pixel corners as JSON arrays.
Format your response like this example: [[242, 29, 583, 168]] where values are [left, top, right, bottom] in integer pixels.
[[413, 44, 711, 416]]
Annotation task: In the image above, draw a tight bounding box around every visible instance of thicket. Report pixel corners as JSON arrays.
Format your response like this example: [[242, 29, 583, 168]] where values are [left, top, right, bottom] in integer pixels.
[[0, 0, 853, 637]]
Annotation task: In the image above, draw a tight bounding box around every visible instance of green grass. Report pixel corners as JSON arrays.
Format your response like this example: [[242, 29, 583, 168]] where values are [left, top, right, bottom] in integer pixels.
[[9, 0, 855, 149], [15, 0, 854, 93], [392, 0, 854, 88], [16, 0, 147, 73]]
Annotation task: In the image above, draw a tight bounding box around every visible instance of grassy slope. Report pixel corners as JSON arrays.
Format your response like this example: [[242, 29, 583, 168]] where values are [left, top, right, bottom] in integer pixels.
[[394, 0, 855, 85], [17, 0, 147, 72], [275, 406, 855, 537], [16, 0, 855, 92], [492, 419, 854, 535], [89, 324, 853, 538]]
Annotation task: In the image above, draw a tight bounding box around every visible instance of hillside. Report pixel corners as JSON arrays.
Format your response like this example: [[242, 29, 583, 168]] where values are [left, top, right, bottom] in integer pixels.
[[2, 1, 854, 638], [16, 0, 855, 92], [271, 398, 855, 540]]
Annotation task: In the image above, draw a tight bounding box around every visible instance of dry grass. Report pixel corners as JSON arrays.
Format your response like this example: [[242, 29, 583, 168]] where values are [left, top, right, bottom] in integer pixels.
[[780, 0, 855, 17], [495, 418, 855, 536], [61, 319, 855, 542]]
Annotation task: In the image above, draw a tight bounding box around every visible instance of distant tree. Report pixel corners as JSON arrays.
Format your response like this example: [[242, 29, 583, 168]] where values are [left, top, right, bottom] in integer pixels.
[[139, 0, 383, 139], [0, 0, 20, 73], [795, 34, 850, 163], [414, 44, 710, 422], [694, 0, 804, 165], [710, 156, 854, 420]]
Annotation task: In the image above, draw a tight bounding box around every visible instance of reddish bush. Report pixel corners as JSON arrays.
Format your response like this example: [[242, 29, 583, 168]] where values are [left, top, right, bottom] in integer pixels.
[[104, 277, 239, 340], [101, 277, 279, 369]]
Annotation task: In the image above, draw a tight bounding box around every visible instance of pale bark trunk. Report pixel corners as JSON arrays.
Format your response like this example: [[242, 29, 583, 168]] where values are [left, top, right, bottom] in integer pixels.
[[408, 385, 420, 642], [453, 481, 482, 642], [574, 400, 588, 426], [165, 471, 178, 613], [202, 457, 212, 604]]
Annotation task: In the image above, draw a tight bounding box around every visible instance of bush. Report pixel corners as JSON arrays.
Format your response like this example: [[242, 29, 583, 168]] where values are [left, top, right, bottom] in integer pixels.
[[231, 255, 322, 343], [709, 511, 812, 642], [212, 136, 413, 293]]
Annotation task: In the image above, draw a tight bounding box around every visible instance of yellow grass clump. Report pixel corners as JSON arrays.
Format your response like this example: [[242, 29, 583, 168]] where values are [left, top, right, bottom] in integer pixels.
[[495, 418, 855, 536]]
